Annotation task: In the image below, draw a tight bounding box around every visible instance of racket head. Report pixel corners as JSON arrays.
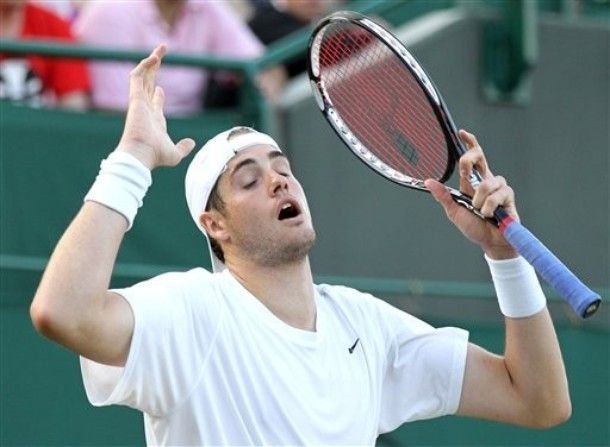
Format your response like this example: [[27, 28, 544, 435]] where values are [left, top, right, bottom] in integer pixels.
[[307, 11, 464, 191]]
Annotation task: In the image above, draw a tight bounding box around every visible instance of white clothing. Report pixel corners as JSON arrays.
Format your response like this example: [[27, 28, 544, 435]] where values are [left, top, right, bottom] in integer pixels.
[[81, 268, 468, 446]]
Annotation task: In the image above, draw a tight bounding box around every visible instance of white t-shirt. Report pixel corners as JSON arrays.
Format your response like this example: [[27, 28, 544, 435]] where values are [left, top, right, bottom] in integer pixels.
[[81, 268, 469, 446]]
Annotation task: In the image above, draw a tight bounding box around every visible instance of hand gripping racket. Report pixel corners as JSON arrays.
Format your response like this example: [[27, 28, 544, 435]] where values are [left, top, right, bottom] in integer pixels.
[[307, 11, 600, 318]]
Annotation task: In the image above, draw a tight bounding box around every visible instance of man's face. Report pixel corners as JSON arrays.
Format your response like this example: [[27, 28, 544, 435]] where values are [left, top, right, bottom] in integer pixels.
[[210, 145, 316, 267]]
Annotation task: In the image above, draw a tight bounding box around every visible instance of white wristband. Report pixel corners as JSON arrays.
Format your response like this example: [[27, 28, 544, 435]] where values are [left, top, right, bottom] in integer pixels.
[[485, 255, 546, 318], [84, 151, 152, 230]]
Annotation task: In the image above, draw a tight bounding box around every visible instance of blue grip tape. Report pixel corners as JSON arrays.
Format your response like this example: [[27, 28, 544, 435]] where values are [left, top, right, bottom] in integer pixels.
[[502, 221, 600, 317]]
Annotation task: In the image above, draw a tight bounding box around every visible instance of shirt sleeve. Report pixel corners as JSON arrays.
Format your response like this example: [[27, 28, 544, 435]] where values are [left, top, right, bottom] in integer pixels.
[[374, 299, 469, 433], [80, 269, 223, 417]]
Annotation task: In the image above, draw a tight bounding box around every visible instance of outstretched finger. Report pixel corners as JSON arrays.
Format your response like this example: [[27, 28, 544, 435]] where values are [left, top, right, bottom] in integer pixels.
[[143, 45, 166, 97], [129, 45, 166, 99], [458, 129, 491, 181], [152, 85, 165, 114]]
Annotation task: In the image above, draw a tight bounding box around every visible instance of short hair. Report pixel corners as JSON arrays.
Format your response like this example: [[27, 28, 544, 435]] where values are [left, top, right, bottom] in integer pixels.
[[204, 126, 257, 264], [227, 126, 257, 139], [205, 179, 225, 263]]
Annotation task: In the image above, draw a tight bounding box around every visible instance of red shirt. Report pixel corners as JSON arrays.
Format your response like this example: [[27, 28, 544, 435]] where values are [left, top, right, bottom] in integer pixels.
[[0, 3, 89, 101]]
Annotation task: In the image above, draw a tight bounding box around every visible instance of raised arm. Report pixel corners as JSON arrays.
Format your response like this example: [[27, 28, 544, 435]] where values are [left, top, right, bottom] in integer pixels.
[[425, 130, 571, 428], [30, 45, 195, 367]]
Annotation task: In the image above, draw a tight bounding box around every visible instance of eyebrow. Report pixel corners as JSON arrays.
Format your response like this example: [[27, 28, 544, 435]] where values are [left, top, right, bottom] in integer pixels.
[[229, 150, 287, 178]]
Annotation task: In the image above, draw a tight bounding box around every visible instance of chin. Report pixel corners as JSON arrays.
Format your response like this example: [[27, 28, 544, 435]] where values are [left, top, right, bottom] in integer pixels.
[[264, 229, 316, 267], [285, 228, 317, 261]]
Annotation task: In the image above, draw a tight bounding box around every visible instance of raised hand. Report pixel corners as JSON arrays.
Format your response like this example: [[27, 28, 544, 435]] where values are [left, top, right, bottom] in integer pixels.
[[425, 130, 518, 259], [117, 45, 196, 169]]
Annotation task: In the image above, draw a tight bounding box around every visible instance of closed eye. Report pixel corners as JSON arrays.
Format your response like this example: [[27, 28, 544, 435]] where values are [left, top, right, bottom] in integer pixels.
[[243, 178, 258, 189]]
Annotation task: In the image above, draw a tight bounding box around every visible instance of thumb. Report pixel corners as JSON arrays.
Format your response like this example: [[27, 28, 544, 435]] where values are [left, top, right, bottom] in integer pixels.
[[164, 138, 196, 167], [175, 138, 196, 160]]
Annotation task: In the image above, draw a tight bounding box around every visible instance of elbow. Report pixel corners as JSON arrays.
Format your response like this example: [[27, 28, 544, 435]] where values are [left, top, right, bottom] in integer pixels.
[[545, 399, 572, 428], [30, 297, 55, 337], [528, 397, 572, 429], [30, 294, 67, 340]]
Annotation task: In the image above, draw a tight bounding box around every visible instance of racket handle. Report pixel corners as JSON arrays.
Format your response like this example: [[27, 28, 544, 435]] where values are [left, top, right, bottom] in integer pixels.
[[496, 210, 601, 318]]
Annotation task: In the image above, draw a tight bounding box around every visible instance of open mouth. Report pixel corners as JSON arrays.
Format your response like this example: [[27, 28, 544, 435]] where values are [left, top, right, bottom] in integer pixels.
[[278, 201, 301, 221]]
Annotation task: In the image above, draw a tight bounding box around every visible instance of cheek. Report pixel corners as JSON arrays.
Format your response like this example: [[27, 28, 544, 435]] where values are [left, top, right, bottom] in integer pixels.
[[225, 196, 263, 226], [292, 181, 310, 209]]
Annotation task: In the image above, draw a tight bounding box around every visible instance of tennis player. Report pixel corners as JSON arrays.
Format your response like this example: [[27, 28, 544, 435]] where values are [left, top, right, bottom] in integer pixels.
[[30, 45, 571, 445]]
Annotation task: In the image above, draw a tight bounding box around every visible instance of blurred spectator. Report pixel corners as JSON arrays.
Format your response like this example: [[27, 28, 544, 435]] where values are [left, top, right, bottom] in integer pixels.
[[248, 0, 339, 79], [0, 0, 90, 110], [225, 0, 254, 21], [75, 0, 285, 116], [33, 0, 85, 23]]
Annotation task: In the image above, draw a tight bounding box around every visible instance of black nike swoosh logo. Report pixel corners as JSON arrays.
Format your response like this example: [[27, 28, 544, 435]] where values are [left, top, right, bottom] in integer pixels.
[[348, 338, 360, 354]]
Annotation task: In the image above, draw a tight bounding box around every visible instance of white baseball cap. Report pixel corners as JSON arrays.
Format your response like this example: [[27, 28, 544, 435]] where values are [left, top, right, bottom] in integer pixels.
[[184, 126, 281, 272]]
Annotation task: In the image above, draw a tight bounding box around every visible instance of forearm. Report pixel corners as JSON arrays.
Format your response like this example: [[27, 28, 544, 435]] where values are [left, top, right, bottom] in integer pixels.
[[503, 310, 571, 426], [458, 256, 571, 427], [488, 255, 571, 426]]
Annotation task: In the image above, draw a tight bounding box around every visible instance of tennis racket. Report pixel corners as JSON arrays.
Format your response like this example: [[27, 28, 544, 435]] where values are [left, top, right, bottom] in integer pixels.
[[307, 11, 600, 318]]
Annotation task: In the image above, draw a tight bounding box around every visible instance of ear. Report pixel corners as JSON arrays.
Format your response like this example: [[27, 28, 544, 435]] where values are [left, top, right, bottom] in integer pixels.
[[200, 210, 230, 242]]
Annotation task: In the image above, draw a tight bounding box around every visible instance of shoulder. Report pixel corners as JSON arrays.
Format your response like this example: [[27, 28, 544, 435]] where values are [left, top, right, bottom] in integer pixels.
[[189, 1, 240, 20], [113, 268, 230, 328], [248, 5, 285, 26], [189, 1, 262, 45], [135, 267, 213, 285], [75, 1, 142, 36], [115, 268, 216, 304], [23, 3, 74, 37], [76, 1, 120, 21], [248, 6, 301, 42]]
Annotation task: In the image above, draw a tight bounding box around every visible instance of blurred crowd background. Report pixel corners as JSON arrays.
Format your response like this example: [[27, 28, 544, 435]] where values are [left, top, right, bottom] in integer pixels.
[[0, 0, 345, 114]]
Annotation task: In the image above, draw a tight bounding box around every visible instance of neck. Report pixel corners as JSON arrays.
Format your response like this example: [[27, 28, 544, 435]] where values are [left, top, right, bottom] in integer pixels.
[[154, 0, 185, 28], [226, 257, 316, 331]]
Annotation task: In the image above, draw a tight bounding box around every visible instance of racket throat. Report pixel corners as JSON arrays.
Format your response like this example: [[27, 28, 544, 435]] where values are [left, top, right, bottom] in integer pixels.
[[448, 190, 487, 220]]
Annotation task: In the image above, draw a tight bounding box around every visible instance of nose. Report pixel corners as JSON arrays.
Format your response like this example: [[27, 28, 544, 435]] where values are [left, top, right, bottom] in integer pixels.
[[268, 171, 288, 195]]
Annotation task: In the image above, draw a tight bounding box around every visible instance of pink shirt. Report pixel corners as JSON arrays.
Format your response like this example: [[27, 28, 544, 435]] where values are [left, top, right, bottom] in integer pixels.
[[75, 1, 264, 116]]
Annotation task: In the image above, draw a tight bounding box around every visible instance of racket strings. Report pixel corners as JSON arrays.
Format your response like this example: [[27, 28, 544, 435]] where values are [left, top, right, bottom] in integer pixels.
[[321, 31, 445, 177], [325, 38, 445, 178], [318, 23, 449, 181]]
